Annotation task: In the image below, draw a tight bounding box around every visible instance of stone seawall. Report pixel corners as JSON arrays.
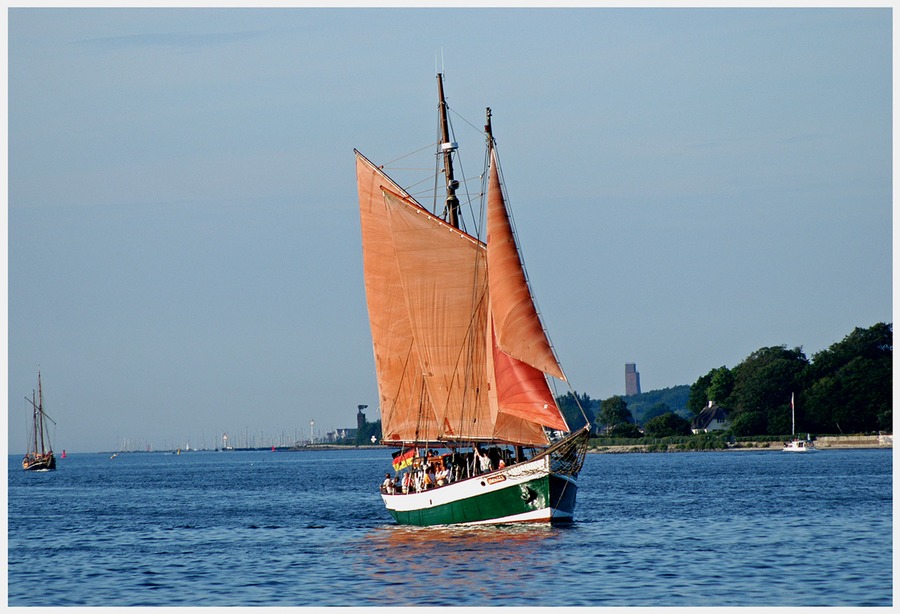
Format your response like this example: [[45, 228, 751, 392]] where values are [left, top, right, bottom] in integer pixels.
[[587, 434, 892, 454], [816, 434, 892, 449]]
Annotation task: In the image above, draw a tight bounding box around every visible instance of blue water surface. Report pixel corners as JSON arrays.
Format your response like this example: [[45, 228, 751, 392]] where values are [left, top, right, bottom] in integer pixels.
[[7, 448, 892, 606]]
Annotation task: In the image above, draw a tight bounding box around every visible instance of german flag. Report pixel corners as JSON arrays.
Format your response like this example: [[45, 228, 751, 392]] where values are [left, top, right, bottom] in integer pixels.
[[392, 448, 416, 471]]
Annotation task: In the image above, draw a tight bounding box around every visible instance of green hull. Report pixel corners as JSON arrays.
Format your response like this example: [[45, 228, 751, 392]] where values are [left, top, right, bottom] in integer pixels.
[[387, 473, 578, 526]]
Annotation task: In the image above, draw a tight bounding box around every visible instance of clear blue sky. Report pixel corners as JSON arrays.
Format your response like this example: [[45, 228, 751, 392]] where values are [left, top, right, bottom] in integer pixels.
[[8, 8, 892, 453]]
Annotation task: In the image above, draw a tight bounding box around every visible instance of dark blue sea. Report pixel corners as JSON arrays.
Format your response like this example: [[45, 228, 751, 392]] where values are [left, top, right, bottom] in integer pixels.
[[7, 447, 892, 606]]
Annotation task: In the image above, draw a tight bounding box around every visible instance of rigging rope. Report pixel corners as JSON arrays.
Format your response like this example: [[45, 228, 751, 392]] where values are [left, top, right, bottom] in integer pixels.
[[380, 142, 438, 169]]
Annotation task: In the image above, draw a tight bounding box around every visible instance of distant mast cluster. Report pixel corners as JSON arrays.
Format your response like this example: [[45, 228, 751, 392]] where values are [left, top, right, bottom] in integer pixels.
[[625, 363, 641, 396]]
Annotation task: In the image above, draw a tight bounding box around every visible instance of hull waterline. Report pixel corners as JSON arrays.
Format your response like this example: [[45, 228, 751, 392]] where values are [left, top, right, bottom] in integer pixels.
[[22, 454, 56, 471], [783, 439, 816, 452], [382, 458, 578, 526], [381, 429, 588, 527]]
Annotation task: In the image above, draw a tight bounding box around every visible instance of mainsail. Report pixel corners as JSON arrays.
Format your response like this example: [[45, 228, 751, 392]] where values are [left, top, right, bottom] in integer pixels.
[[356, 138, 569, 446]]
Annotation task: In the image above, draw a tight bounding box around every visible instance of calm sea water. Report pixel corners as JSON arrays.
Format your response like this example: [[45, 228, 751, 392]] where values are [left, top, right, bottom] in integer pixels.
[[7, 447, 892, 606]]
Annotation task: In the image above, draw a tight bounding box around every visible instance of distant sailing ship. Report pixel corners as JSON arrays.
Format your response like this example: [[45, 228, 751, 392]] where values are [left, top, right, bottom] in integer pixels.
[[23, 370, 57, 471], [355, 74, 591, 525]]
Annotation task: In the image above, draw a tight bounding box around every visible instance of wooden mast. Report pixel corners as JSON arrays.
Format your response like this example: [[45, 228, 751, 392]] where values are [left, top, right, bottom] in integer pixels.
[[31, 389, 39, 457], [37, 371, 46, 455], [436, 73, 460, 229]]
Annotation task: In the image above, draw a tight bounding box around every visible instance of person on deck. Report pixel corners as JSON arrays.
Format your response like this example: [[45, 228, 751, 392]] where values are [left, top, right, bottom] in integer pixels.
[[401, 471, 412, 494], [414, 470, 425, 493], [436, 465, 450, 486], [473, 447, 490, 474]]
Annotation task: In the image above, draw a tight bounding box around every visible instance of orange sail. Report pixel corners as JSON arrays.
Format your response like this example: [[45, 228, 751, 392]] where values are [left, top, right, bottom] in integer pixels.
[[379, 187, 494, 442], [488, 320, 568, 432], [484, 148, 569, 432], [357, 153, 440, 442], [356, 142, 568, 445], [485, 149, 565, 381]]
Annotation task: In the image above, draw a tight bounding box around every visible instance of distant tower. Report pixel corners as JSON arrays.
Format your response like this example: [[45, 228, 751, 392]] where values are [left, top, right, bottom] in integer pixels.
[[357, 404, 368, 430], [625, 363, 641, 396]]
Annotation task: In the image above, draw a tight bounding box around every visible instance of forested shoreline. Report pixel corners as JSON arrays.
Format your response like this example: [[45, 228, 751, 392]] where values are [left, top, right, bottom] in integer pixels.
[[350, 322, 890, 445], [558, 322, 892, 439]]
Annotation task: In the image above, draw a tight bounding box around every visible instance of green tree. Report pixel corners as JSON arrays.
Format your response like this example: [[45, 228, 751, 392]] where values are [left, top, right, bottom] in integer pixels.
[[597, 396, 633, 433], [802, 323, 892, 433], [681, 322, 890, 437], [608, 422, 643, 438], [688, 369, 717, 415], [728, 411, 766, 436], [623, 385, 690, 423], [642, 402, 672, 424], [643, 412, 691, 438], [355, 419, 382, 445], [729, 346, 808, 435], [706, 367, 734, 405], [556, 391, 596, 431]]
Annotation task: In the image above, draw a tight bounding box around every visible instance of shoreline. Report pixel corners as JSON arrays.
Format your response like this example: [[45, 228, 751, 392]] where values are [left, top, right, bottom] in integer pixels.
[[587, 433, 892, 454], [87, 435, 891, 456]]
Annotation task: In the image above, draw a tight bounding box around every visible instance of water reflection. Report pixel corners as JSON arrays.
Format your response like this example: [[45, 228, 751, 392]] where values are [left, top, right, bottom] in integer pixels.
[[355, 524, 560, 606]]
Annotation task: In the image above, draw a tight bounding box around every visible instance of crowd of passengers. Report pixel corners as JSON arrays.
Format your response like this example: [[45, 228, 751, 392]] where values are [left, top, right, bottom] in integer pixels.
[[380, 446, 529, 495]]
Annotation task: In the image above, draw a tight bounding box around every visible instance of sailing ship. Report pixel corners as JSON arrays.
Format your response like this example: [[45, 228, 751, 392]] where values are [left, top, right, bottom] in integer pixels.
[[783, 392, 816, 453], [355, 74, 591, 526], [23, 370, 57, 471]]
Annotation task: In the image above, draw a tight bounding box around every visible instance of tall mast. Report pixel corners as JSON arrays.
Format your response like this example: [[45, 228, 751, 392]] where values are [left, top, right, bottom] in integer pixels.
[[37, 372, 46, 454], [791, 392, 795, 436], [31, 389, 39, 456], [436, 73, 460, 229]]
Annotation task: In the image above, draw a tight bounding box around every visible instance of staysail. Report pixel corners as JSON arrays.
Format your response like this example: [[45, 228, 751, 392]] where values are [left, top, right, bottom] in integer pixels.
[[485, 148, 569, 432], [356, 137, 569, 445], [486, 150, 564, 381]]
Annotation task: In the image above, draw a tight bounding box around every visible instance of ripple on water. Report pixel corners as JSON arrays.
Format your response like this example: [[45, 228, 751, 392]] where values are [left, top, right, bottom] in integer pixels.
[[7, 449, 892, 606]]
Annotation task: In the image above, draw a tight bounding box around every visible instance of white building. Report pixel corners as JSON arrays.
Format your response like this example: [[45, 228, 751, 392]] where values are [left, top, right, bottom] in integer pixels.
[[691, 401, 728, 434]]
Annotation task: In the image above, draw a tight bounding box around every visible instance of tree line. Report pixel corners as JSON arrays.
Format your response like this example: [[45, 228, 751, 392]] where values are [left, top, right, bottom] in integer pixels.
[[556, 322, 891, 439], [687, 322, 891, 436], [357, 322, 891, 443]]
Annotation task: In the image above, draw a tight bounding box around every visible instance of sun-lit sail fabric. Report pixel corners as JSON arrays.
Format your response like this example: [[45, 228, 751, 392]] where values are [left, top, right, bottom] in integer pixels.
[[379, 188, 496, 442], [357, 153, 442, 442], [486, 149, 565, 381], [357, 150, 555, 447], [490, 321, 569, 431], [484, 148, 569, 432], [484, 309, 556, 443]]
